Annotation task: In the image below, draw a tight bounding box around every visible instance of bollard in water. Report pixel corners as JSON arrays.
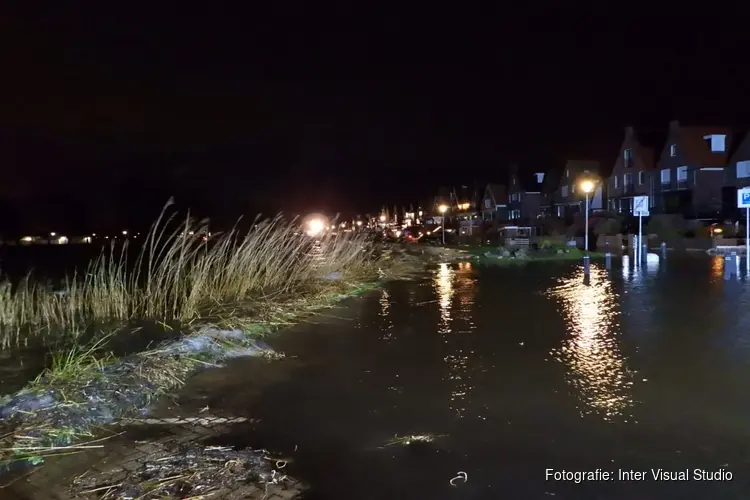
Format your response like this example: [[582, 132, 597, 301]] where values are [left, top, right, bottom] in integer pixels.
[[724, 255, 735, 280], [641, 244, 648, 263], [660, 242, 667, 259], [605, 252, 612, 270], [583, 255, 590, 281]]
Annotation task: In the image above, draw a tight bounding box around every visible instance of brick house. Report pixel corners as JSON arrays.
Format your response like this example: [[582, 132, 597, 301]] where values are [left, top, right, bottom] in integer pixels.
[[480, 183, 508, 221], [552, 160, 604, 220], [607, 126, 657, 215], [507, 165, 546, 222], [724, 131, 750, 212], [654, 120, 732, 218]]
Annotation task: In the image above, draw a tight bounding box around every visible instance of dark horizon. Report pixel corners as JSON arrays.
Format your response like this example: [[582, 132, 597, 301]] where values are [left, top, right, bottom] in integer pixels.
[[2, 4, 750, 233]]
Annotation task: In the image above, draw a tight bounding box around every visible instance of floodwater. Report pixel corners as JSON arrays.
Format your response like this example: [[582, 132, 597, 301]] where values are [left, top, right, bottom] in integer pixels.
[[140, 255, 750, 498]]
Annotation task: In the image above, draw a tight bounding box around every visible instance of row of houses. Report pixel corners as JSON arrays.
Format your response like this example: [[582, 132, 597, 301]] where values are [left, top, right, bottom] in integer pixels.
[[434, 120, 750, 226]]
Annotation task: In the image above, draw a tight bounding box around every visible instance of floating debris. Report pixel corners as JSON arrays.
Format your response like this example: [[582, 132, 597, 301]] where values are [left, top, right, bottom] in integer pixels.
[[120, 415, 253, 426], [380, 433, 447, 448], [69, 441, 302, 499]]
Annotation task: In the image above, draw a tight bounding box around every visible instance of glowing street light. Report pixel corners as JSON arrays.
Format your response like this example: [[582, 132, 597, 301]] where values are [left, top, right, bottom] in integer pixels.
[[580, 179, 596, 279], [438, 204, 448, 245], [379, 215, 386, 222], [307, 218, 325, 236]]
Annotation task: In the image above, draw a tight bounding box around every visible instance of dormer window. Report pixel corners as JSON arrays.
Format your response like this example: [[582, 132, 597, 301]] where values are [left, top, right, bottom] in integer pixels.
[[703, 134, 726, 152], [565, 168, 569, 178], [534, 172, 545, 183], [669, 144, 677, 157], [624, 149, 633, 168]]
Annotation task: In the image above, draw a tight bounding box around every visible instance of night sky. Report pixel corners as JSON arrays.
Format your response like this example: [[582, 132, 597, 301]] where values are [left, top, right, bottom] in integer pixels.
[[2, 4, 749, 233]]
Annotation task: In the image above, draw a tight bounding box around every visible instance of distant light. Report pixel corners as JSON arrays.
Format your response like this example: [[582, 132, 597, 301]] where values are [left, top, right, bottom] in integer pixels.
[[438, 204, 448, 214], [50, 232, 56, 237], [57, 236, 69, 244], [83, 236, 92, 243], [307, 218, 325, 236], [188, 231, 195, 236], [395, 230, 402, 237], [379, 215, 386, 222], [356, 220, 363, 226], [122, 230, 128, 235], [20, 236, 33, 242], [580, 179, 595, 193], [713, 227, 723, 234], [92, 233, 97, 237]]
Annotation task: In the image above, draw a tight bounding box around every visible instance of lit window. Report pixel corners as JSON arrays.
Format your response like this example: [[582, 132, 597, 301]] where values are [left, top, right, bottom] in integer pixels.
[[484, 199, 491, 208], [565, 168, 569, 178], [661, 168, 670, 184], [677, 166, 688, 181], [561, 185, 569, 197], [638, 171, 645, 185], [737, 160, 750, 179], [535, 172, 545, 183], [614, 176, 619, 188], [704, 134, 726, 152], [624, 173, 633, 186], [669, 144, 677, 157]]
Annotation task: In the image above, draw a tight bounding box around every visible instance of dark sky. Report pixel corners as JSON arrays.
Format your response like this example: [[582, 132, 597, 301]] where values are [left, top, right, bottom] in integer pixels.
[[1, 3, 749, 232]]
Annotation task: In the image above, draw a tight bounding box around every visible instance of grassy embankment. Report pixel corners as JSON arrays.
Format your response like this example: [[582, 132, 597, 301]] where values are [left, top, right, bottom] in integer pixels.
[[0, 201, 412, 466]]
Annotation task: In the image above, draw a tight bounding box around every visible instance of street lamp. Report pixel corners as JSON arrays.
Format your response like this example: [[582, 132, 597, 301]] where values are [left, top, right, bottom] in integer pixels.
[[580, 179, 595, 278], [438, 204, 448, 245]]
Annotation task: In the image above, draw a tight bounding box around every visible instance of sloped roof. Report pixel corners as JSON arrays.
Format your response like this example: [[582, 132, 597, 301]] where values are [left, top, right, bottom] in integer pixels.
[[728, 130, 750, 162], [485, 183, 508, 204], [664, 121, 732, 166]]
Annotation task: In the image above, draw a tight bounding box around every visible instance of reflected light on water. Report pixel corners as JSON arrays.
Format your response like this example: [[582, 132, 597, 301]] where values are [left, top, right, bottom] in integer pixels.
[[711, 256, 723, 281], [434, 263, 455, 334], [432, 263, 478, 418], [444, 349, 473, 418], [378, 288, 394, 340], [551, 266, 634, 421], [622, 253, 659, 282]]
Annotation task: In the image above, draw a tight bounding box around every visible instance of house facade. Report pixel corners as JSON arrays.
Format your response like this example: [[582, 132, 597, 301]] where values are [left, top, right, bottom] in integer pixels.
[[654, 120, 731, 218], [480, 184, 508, 221], [607, 126, 656, 215], [724, 132, 750, 214], [552, 160, 604, 220], [508, 167, 546, 222]]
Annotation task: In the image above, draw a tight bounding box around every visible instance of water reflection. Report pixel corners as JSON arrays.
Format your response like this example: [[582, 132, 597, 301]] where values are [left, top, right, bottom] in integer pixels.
[[379, 288, 394, 340], [434, 263, 455, 334], [622, 253, 660, 282], [431, 263, 478, 418], [444, 350, 472, 418], [551, 266, 634, 421]]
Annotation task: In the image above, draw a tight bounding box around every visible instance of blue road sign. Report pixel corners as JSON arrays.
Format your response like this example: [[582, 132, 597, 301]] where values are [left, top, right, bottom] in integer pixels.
[[738, 188, 750, 208]]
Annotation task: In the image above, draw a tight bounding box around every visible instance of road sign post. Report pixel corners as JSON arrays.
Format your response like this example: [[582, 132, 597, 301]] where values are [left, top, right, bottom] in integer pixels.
[[633, 196, 649, 265], [737, 188, 750, 271]]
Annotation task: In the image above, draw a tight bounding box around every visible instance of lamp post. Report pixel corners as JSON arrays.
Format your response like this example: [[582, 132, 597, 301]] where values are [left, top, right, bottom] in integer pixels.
[[438, 204, 448, 245], [580, 179, 595, 279]]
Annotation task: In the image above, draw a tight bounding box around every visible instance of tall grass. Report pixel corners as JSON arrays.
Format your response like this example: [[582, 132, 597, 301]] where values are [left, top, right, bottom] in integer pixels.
[[0, 201, 378, 349]]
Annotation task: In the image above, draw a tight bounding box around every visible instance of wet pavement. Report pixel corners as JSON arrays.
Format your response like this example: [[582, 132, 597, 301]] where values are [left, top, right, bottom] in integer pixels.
[[8, 254, 750, 498]]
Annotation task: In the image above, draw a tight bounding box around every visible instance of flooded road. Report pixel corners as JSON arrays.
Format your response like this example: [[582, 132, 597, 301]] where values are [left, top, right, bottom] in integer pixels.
[[179, 255, 750, 499]]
